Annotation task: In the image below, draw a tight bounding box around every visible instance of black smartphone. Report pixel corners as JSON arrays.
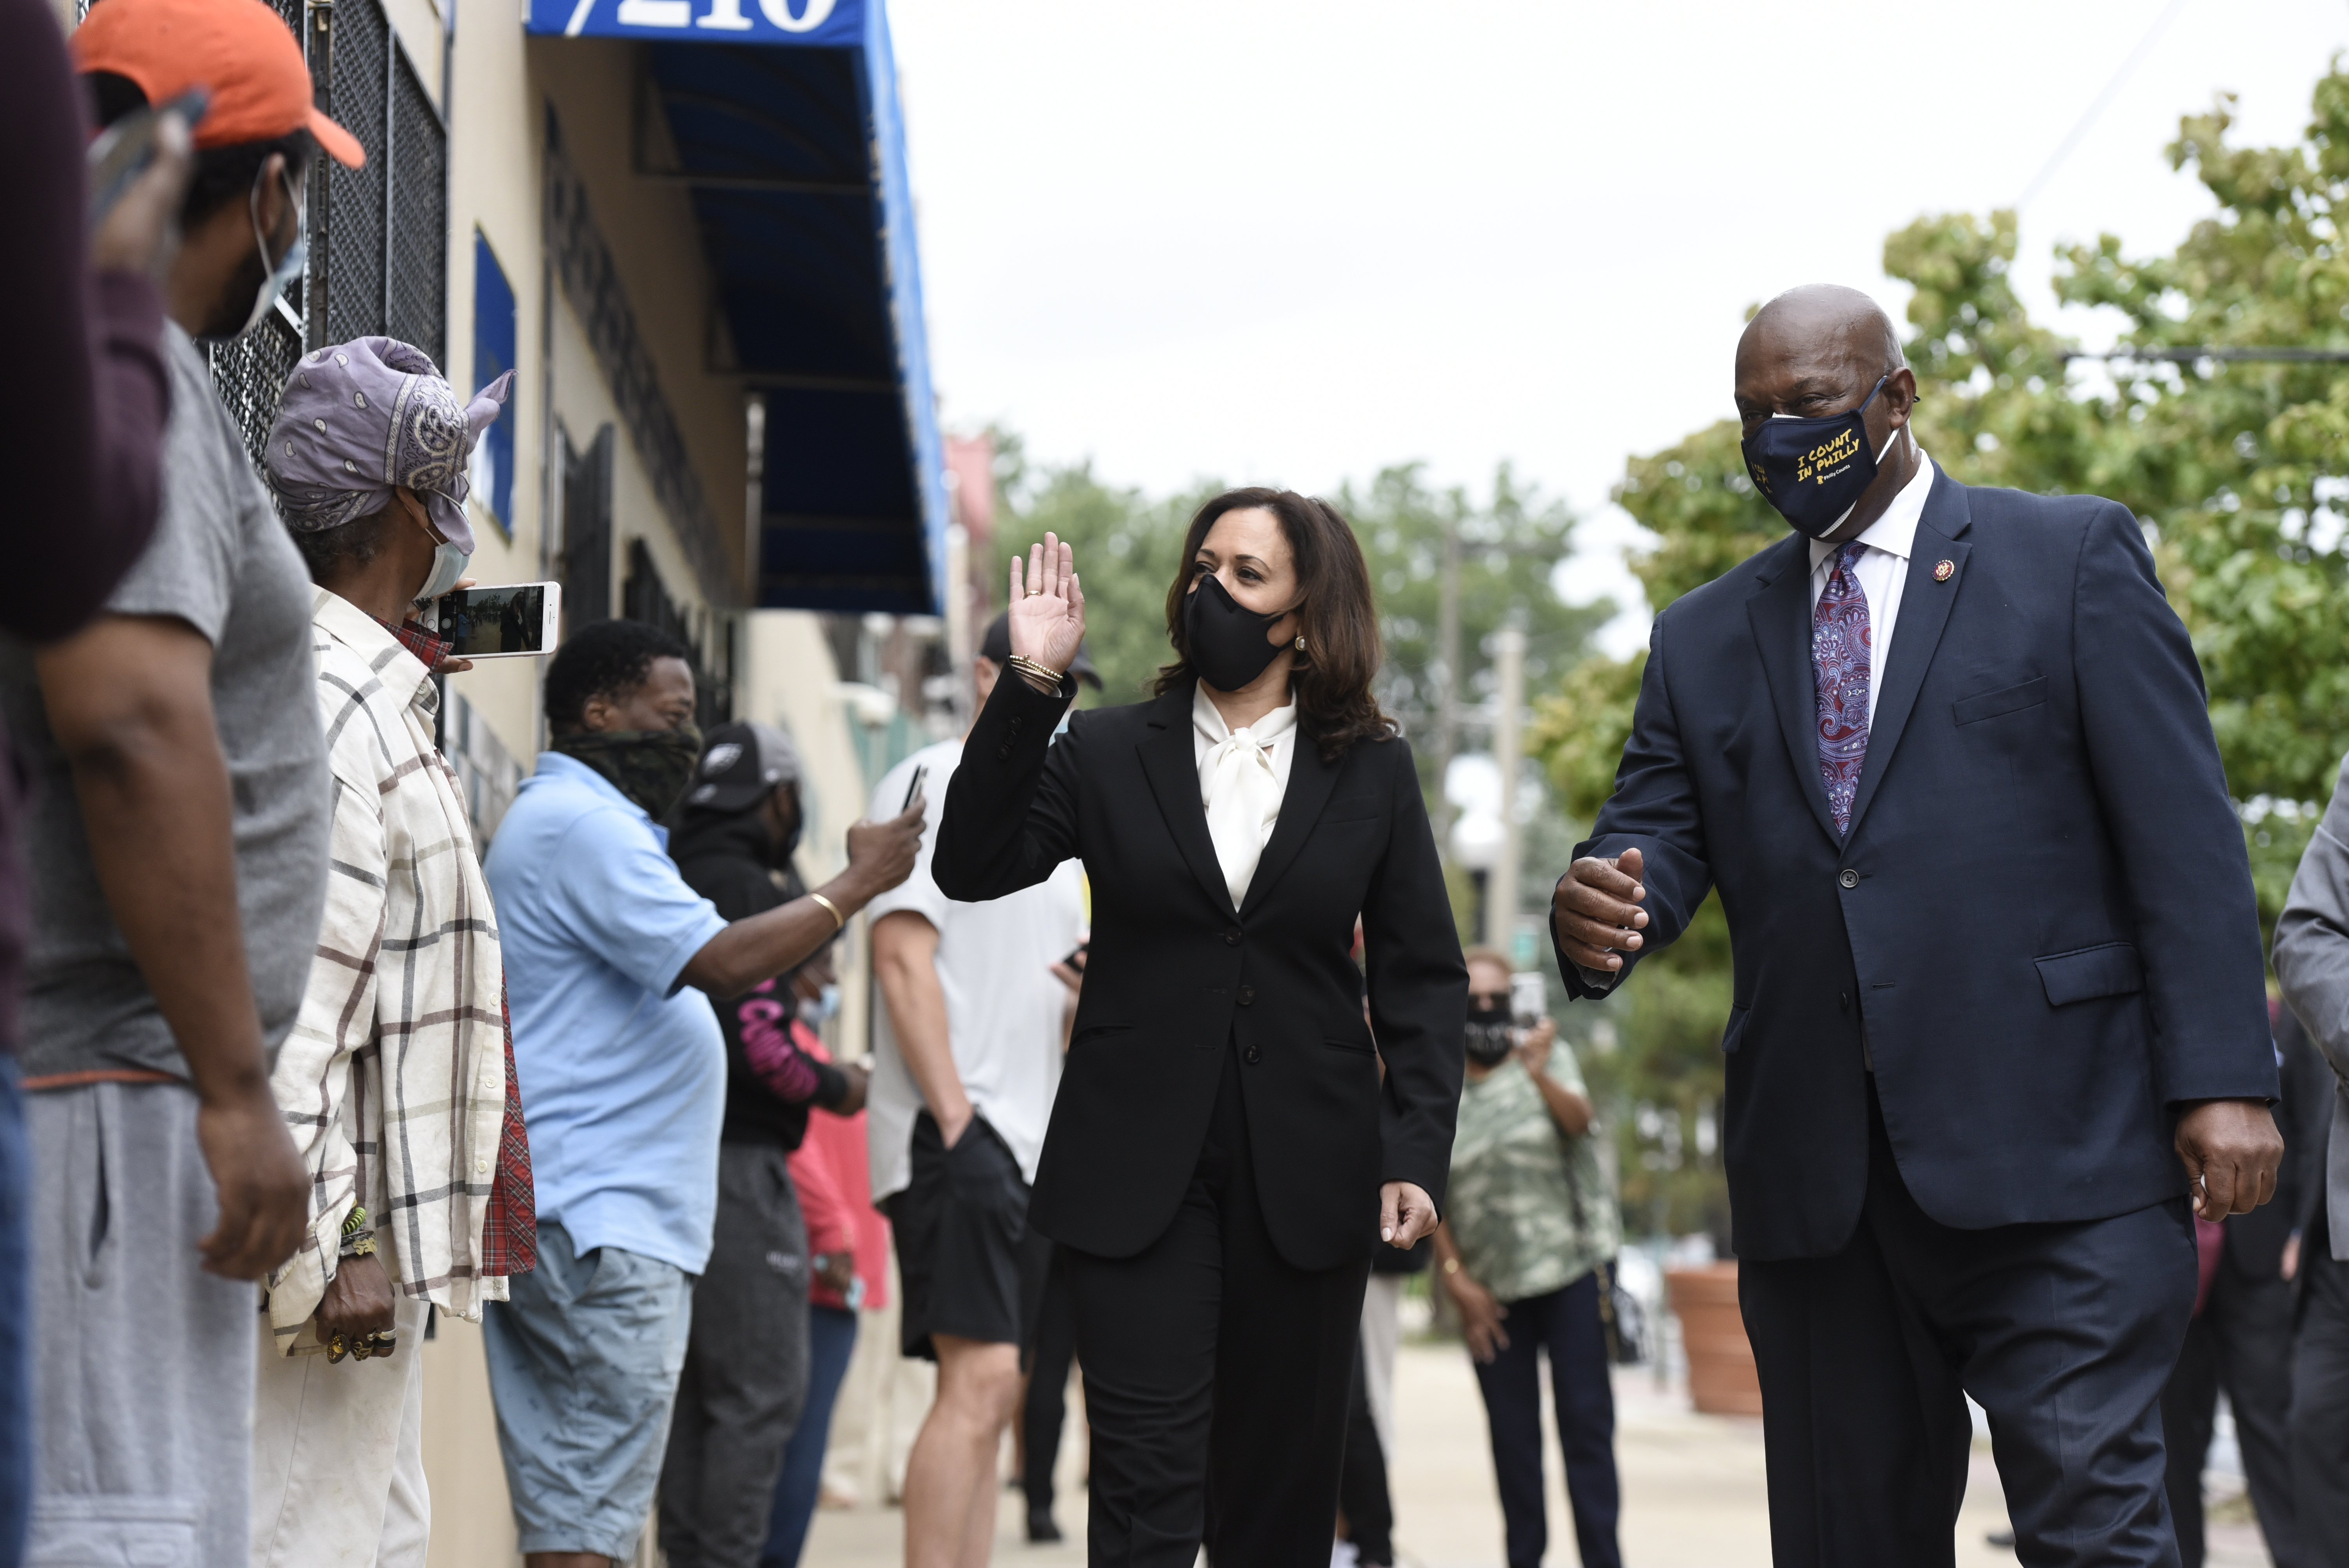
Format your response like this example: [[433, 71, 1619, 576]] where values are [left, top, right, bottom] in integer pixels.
[[428, 582, 561, 657], [900, 764, 929, 812], [86, 87, 209, 228], [1060, 941, 1088, 973]]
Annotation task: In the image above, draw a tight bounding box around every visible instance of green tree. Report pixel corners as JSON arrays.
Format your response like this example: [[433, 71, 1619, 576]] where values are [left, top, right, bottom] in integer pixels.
[[1338, 464, 1612, 803]]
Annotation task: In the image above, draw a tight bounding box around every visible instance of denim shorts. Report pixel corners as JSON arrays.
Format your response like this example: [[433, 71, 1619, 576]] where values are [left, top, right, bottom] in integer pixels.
[[482, 1222, 692, 1560]]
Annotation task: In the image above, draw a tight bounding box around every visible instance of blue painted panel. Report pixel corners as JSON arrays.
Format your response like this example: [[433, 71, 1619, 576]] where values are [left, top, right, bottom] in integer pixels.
[[471, 230, 517, 535]]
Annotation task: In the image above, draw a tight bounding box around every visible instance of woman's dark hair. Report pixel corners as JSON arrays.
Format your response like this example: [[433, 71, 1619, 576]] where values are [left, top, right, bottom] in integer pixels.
[[85, 71, 317, 228], [544, 619, 693, 733], [289, 502, 392, 585], [1153, 487, 1394, 761]]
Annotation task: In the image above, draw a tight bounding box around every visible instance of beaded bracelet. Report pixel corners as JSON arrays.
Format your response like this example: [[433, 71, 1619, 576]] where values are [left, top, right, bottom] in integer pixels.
[[339, 1204, 377, 1259], [1005, 654, 1066, 692]]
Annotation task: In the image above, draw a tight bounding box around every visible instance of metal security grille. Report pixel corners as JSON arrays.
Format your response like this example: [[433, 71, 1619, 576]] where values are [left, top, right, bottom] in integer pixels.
[[321, 0, 388, 351], [622, 541, 735, 729], [385, 51, 446, 363]]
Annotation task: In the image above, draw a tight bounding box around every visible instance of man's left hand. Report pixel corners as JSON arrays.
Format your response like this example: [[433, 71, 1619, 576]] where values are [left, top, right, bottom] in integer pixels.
[[2174, 1098, 2283, 1219], [314, 1251, 397, 1359], [1380, 1181, 1437, 1248]]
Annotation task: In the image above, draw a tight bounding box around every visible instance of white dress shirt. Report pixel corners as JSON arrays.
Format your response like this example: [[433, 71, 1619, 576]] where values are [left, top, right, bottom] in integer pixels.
[[1805, 454, 1937, 729], [1192, 684, 1298, 910]]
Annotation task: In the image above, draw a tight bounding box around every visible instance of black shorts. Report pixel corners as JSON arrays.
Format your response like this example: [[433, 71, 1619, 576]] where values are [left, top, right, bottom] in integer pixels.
[[887, 1112, 1048, 1361]]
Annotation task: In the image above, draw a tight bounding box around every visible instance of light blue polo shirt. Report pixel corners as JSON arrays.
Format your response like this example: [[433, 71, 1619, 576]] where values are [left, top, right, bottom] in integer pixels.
[[484, 752, 730, 1275]]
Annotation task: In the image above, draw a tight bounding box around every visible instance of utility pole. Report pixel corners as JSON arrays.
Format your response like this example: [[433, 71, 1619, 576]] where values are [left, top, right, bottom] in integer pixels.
[[1433, 510, 1461, 852], [1490, 622, 1525, 956]]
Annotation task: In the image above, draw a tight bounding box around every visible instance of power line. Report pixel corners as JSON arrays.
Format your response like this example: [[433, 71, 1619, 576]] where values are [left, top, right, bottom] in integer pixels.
[[2016, 0, 2193, 211], [2064, 347, 2349, 363]]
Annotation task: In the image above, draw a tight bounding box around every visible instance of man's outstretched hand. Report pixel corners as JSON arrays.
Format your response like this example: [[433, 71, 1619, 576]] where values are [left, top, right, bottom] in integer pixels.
[[1551, 847, 1649, 974], [2174, 1098, 2283, 1219]]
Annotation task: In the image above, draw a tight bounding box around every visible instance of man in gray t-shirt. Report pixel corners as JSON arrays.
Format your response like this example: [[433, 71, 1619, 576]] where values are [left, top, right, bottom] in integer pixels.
[[0, 85, 342, 1562], [0, 326, 327, 1085]]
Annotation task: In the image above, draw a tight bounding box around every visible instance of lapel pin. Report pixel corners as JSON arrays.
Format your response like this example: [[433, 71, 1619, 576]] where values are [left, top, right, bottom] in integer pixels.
[[1934, 559, 1955, 583]]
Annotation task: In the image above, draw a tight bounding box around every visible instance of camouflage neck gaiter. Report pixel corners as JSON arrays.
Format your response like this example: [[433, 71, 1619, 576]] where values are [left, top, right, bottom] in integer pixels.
[[551, 726, 704, 821]]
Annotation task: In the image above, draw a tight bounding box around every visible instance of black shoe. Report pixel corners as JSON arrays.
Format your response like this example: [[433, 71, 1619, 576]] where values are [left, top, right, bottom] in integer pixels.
[[1987, 1529, 2016, 1548], [1027, 1508, 1063, 1544]]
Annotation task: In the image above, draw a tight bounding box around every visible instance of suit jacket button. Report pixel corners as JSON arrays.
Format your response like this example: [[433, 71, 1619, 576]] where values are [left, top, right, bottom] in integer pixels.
[[1237, 985, 1255, 1006], [1244, 1045, 1262, 1065], [1224, 928, 1241, 946], [1838, 869, 1859, 889], [1007, 716, 1024, 735]]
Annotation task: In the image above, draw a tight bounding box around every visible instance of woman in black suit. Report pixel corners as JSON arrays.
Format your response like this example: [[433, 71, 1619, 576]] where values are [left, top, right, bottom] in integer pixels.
[[935, 489, 1465, 1566]]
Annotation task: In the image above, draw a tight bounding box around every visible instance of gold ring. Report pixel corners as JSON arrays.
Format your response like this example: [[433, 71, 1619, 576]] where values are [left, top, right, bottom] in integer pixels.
[[1027, 588, 1042, 596]]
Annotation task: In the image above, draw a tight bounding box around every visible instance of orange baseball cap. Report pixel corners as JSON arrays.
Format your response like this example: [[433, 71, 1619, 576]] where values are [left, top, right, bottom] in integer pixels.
[[73, 0, 365, 169]]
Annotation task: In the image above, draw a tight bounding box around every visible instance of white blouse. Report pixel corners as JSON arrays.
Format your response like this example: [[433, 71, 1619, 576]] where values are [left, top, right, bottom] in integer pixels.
[[1192, 684, 1299, 911]]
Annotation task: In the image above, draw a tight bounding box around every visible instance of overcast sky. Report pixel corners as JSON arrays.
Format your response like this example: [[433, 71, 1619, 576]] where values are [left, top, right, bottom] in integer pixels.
[[888, 0, 2349, 653]]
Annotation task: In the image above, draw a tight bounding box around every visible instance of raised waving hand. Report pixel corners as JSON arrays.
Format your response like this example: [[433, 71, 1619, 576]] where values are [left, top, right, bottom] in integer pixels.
[[1006, 532, 1087, 681]]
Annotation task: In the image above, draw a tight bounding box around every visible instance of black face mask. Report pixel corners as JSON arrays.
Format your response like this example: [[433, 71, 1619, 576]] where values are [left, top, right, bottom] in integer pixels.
[[1182, 571, 1291, 693], [1464, 1000, 1515, 1067], [551, 726, 704, 820], [1739, 374, 1895, 539]]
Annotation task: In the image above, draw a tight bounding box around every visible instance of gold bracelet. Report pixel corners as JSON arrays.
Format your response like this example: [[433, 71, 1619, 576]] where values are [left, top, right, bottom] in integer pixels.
[[1005, 654, 1065, 690], [808, 891, 846, 933]]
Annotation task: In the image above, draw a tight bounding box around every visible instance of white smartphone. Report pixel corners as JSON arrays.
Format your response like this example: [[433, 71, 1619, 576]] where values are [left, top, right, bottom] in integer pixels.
[[428, 582, 562, 659], [1509, 970, 1549, 1030]]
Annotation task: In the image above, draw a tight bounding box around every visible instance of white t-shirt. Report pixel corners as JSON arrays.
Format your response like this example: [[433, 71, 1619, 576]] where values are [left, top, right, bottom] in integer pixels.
[[865, 738, 1087, 1204]]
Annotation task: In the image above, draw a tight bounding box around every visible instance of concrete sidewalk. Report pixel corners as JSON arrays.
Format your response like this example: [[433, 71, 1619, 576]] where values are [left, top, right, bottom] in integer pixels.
[[797, 1342, 2276, 1566]]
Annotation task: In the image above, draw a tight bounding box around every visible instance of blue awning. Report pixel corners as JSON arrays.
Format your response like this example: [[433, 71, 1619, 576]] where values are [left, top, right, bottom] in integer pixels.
[[526, 0, 947, 615]]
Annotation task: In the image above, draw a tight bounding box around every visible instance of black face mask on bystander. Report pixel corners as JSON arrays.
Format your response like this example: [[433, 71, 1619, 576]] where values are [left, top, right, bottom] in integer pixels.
[[1465, 1000, 1515, 1067], [550, 727, 703, 820]]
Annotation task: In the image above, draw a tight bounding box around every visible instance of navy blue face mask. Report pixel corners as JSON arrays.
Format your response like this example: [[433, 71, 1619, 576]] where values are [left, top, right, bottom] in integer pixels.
[[1740, 375, 1896, 539]]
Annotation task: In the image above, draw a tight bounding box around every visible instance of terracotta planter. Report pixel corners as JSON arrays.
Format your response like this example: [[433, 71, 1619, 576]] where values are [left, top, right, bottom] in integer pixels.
[[1666, 1262, 1763, 1417]]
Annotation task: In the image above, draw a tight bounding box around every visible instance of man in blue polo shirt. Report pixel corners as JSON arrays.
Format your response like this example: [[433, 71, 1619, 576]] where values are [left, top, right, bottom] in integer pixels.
[[482, 620, 923, 1568]]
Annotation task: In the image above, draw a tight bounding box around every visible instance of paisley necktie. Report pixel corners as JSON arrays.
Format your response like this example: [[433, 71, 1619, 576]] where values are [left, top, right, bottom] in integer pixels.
[[1813, 542, 1872, 837]]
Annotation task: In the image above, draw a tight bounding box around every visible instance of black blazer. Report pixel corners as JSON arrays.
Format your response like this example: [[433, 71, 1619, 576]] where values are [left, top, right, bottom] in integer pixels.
[[1565, 473, 2277, 1260], [935, 674, 1465, 1272]]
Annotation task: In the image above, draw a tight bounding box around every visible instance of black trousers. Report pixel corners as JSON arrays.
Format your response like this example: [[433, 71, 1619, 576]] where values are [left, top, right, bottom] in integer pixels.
[[2292, 1206, 2349, 1568], [1061, 1044, 1371, 1568], [1335, 1340, 1393, 1567], [1022, 1243, 1080, 1524], [658, 1144, 811, 1568], [1739, 1086, 2196, 1568], [1469, 1270, 1622, 1568], [2160, 1262, 2300, 1568]]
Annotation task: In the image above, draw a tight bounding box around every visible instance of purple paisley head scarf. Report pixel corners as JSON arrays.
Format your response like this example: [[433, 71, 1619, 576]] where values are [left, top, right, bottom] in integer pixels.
[[264, 336, 513, 553]]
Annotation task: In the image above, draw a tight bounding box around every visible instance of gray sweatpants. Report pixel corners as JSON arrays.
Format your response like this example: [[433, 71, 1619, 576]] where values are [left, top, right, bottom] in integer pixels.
[[657, 1142, 811, 1568], [25, 1080, 257, 1567]]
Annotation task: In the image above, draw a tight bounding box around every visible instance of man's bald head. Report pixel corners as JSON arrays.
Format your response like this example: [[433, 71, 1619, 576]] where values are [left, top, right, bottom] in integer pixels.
[[1739, 285, 1905, 383], [1733, 284, 1922, 545]]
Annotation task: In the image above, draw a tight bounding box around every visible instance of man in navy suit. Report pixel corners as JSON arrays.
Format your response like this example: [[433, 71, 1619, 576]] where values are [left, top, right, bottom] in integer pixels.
[[1551, 285, 2283, 1566]]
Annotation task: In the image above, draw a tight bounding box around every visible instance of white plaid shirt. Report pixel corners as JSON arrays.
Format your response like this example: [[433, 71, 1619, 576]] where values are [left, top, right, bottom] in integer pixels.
[[265, 589, 510, 1351]]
